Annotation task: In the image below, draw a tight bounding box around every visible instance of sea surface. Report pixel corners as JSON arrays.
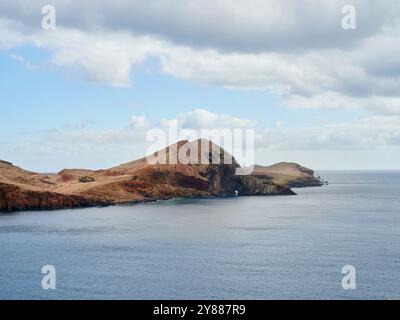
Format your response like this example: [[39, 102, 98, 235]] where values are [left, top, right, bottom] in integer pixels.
[[0, 171, 399, 300]]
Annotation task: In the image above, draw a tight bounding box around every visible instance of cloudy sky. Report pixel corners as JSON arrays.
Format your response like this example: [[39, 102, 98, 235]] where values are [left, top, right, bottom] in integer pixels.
[[1, 0, 400, 171]]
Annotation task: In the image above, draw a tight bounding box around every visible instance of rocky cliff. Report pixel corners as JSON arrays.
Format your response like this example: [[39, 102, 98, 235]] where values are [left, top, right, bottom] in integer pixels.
[[0, 182, 109, 211], [0, 140, 306, 212]]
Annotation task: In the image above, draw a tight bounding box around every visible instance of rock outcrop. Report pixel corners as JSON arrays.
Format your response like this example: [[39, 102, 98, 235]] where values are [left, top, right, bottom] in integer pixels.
[[0, 140, 316, 212], [0, 183, 109, 211]]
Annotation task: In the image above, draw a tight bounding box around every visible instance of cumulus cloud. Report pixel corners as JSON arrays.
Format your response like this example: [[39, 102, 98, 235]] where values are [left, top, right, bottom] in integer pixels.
[[130, 115, 151, 130], [1, 1, 400, 114], [255, 115, 400, 150], [0, 0, 395, 52], [174, 109, 256, 129]]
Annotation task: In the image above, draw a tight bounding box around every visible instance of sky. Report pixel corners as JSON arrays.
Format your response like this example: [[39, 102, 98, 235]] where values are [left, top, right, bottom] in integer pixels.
[[0, 0, 400, 172]]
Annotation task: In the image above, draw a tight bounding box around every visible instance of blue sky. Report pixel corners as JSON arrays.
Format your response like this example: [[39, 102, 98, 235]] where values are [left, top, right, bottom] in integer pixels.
[[1, 1, 400, 171], [1, 46, 367, 132]]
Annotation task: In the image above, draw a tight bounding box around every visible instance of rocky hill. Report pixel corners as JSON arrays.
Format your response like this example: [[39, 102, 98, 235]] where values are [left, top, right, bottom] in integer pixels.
[[252, 162, 324, 187]]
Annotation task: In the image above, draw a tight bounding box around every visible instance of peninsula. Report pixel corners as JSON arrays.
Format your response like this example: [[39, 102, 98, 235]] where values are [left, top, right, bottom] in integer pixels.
[[0, 139, 323, 212]]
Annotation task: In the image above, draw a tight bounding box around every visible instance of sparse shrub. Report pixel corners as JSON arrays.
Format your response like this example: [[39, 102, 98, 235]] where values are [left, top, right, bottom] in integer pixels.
[[79, 176, 95, 183]]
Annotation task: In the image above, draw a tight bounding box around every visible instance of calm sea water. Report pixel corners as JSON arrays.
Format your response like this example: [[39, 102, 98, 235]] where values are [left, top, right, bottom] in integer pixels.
[[0, 171, 399, 300]]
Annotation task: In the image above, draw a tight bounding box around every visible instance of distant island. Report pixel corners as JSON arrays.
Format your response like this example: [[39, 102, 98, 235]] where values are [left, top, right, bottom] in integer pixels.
[[0, 139, 324, 212]]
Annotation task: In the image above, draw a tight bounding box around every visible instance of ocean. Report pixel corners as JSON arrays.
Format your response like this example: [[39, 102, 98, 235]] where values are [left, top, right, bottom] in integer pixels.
[[0, 171, 399, 299]]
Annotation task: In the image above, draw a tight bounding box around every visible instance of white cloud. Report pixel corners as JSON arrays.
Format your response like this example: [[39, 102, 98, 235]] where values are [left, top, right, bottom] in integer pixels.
[[34, 29, 163, 87], [255, 115, 400, 150], [130, 115, 150, 130], [175, 109, 256, 129], [0, 0, 395, 52], [1, 1, 400, 114], [9, 53, 35, 69]]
